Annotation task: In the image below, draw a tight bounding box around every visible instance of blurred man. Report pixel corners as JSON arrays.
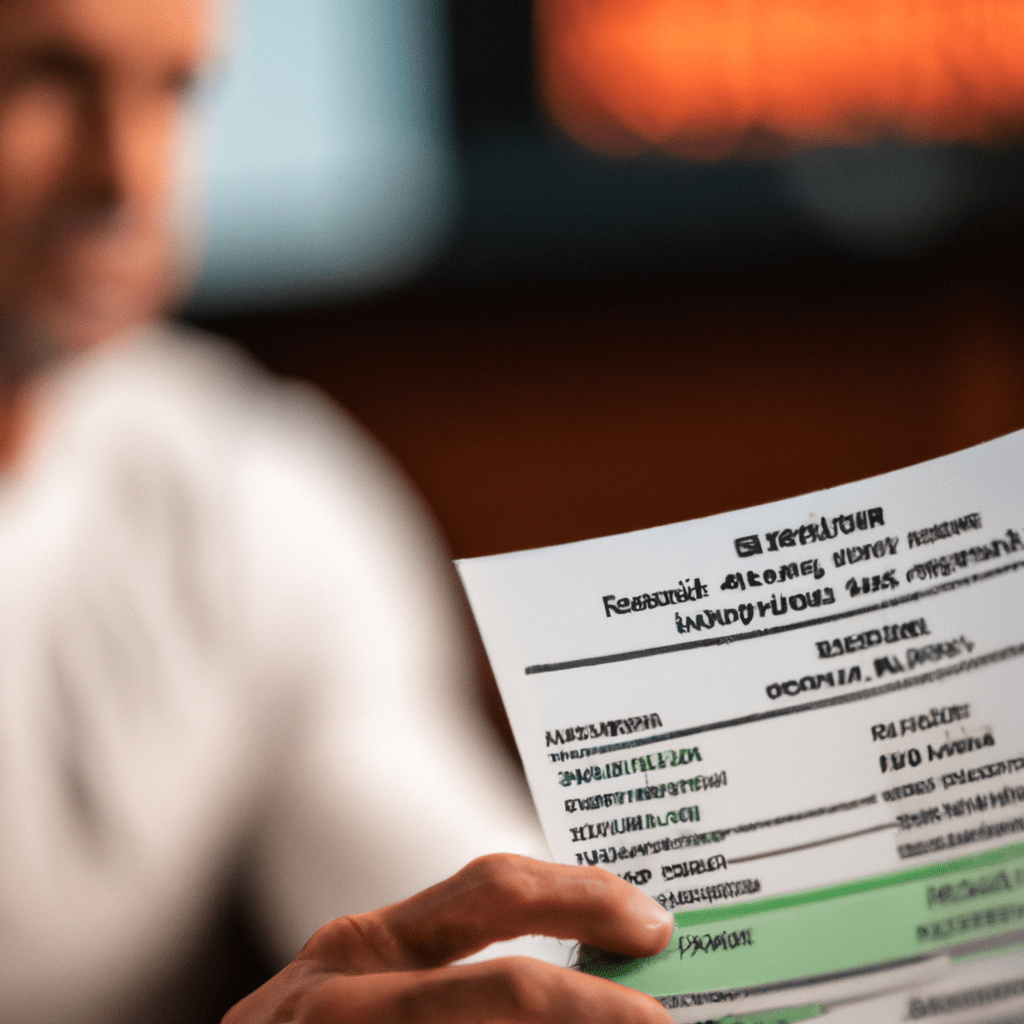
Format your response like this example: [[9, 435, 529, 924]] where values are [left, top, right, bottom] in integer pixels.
[[0, 1, 674, 1022]]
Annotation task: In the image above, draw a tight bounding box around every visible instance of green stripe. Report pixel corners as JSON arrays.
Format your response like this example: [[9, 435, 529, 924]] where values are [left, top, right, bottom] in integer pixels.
[[674, 840, 1024, 927], [585, 842, 1024, 995]]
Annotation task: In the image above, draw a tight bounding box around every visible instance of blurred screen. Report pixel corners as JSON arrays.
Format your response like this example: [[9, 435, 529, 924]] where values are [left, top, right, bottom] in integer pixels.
[[188, 0, 456, 311], [179, 3, 1024, 308]]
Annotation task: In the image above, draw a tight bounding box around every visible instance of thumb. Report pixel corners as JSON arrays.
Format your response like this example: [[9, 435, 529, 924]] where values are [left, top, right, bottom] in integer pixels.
[[308, 854, 674, 973]]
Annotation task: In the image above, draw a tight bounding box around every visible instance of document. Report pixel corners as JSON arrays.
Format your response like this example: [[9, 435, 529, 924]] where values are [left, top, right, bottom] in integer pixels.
[[457, 430, 1024, 1024]]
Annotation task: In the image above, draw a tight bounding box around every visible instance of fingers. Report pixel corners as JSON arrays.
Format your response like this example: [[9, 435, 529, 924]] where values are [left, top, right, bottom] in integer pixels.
[[301, 956, 674, 1024], [230, 861, 676, 1024], [308, 854, 674, 972], [389, 855, 674, 966]]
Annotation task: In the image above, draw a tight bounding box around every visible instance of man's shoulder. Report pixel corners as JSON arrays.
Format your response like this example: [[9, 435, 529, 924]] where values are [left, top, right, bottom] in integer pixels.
[[49, 319, 442, 560], [79, 321, 372, 458], [67, 321, 264, 423], [49, 320, 331, 472]]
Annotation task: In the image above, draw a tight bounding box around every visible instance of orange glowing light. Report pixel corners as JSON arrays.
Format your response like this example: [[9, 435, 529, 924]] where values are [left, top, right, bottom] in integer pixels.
[[537, 1, 1024, 157]]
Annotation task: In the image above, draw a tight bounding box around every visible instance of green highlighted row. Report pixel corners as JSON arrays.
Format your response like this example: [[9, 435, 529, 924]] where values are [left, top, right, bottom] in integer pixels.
[[586, 842, 1024, 996]]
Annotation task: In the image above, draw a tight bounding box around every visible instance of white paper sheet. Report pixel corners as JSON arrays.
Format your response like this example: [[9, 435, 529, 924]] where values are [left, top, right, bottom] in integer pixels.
[[457, 430, 1024, 1024]]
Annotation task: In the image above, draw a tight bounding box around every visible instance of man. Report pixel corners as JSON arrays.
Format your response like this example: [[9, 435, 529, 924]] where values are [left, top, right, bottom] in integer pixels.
[[0, 1, 675, 1022]]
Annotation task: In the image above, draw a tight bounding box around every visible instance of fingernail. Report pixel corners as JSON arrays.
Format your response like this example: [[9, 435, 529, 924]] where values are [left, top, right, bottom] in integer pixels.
[[634, 893, 675, 931]]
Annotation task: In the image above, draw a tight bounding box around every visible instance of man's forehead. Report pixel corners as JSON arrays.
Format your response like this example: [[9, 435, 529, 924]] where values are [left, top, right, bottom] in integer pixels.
[[0, 0, 209, 72]]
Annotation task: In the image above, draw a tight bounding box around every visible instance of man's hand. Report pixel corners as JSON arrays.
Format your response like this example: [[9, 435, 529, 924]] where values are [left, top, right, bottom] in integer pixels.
[[224, 854, 675, 1024]]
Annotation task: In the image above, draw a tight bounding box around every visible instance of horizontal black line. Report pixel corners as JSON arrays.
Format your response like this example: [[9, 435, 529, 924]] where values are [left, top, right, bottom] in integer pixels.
[[729, 794, 878, 836], [649, 793, 878, 854], [525, 558, 1024, 675], [728, 822, 900, 864], [546, 642, 1024, 757]]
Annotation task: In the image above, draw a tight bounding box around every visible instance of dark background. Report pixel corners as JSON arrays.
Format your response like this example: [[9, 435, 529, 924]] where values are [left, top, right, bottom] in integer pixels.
[[190, 2, 1024, 563], [183, 5, 1024, 1018]]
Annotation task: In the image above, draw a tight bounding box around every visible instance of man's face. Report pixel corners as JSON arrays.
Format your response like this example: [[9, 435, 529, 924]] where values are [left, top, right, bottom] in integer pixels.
[[0, 0, 206, 355]]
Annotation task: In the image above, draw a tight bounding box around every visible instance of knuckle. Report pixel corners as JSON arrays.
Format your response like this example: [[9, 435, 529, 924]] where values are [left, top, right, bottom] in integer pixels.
[[491, 956, 557, 1018], [464, 852, 532, 900], [300, 915, 363, 960]]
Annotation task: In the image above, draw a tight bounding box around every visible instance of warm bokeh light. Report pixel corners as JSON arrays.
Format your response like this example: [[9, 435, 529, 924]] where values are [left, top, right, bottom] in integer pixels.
[[538, 0, 1024, 157]]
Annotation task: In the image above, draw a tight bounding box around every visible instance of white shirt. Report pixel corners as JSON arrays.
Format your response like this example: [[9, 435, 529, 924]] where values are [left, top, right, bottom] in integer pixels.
[[0, 326, 553, 1024]]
